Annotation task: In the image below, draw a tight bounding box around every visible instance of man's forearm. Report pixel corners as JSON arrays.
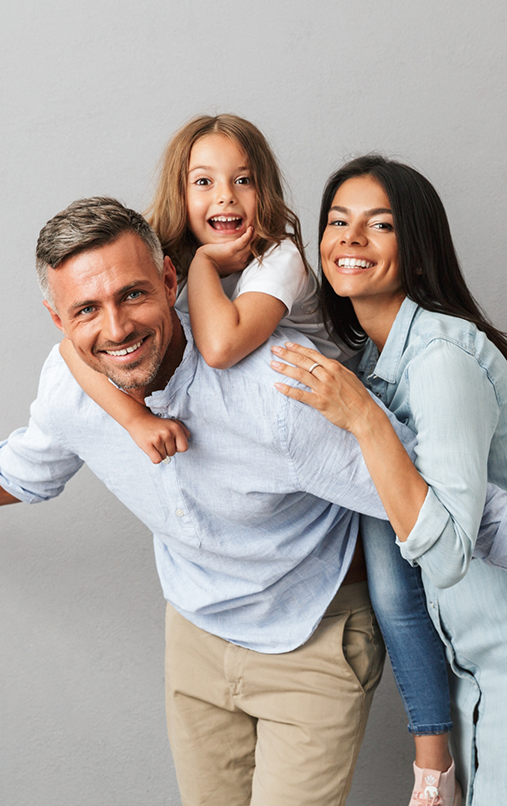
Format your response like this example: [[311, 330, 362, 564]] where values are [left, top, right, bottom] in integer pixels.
[[0, 486, 20, 505]]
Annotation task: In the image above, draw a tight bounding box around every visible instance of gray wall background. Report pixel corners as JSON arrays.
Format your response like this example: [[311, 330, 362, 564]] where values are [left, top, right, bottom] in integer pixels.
[[1, 1, 505, 804]]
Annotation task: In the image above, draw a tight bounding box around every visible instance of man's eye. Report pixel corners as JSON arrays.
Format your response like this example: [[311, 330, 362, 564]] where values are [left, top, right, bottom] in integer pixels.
[[195, 178, 211, 186], [126, 290, 143, 300], [78, 306, 95, 316]]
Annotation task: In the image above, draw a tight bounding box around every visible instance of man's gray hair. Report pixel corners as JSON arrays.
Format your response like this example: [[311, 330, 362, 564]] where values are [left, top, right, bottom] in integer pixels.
[[36, 197, 165, 308]]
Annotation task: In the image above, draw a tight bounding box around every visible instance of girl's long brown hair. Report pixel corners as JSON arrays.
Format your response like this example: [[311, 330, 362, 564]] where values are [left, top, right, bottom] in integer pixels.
[[146, 114, 310, 282]]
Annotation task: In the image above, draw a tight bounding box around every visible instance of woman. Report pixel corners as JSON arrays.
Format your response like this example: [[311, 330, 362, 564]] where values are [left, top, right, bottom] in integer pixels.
[[271, 155, 507, 806]]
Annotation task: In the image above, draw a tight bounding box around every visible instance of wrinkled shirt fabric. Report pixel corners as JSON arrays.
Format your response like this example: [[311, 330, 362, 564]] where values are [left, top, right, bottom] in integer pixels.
[[0, 314, 415, 653]]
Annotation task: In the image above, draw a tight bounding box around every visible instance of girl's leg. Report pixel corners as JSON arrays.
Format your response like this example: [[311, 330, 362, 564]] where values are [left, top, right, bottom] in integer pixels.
[[361, 515, 452, 737], [361, 516, 458, 802]]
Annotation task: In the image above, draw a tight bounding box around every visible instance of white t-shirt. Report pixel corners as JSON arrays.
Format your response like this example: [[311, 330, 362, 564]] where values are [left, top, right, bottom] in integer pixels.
[[175, 239, 350, 360]]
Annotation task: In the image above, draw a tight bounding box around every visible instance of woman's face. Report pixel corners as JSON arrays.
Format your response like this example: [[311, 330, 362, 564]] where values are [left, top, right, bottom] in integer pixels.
[[320, 175, 403, 309]]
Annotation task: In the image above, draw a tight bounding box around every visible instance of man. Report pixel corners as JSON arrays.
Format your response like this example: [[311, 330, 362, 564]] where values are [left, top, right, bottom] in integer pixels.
[[0, 197, 414, 806]]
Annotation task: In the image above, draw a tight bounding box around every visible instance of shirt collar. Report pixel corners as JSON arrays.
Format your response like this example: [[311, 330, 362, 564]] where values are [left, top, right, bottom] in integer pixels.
[[144, 312, 197, 412], [357, 297, 419, 383]]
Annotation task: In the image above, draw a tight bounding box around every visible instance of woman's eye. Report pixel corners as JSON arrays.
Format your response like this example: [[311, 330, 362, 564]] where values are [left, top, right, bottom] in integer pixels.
[[372, 222, 394, 231], [328, 219, 347, 227]]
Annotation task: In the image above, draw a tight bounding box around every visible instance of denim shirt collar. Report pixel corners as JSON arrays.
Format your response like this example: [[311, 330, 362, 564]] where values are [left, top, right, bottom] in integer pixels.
[[357, 297, 419, 383]]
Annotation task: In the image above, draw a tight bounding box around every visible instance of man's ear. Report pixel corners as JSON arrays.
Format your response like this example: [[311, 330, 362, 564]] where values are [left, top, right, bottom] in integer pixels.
[[163, 256, 178, 306], [43, 299, 64, 332]]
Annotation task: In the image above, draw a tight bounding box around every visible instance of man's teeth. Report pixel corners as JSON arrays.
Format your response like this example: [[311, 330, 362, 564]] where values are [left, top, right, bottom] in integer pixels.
[[105, 340, 143, 357], [337, 258, 374, 268]]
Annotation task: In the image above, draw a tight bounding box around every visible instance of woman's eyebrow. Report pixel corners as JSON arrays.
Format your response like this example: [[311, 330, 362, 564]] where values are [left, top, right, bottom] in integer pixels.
[[329, 205, 392, 215]]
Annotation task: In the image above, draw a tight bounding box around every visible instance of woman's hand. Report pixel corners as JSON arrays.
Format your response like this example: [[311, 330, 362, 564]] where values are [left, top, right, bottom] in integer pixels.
[[196, 227, 254, 277], [270, 342, 377, 436]]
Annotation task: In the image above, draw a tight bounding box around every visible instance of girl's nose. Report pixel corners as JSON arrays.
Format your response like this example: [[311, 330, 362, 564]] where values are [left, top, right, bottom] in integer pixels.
[[216, 182, 237, 205]]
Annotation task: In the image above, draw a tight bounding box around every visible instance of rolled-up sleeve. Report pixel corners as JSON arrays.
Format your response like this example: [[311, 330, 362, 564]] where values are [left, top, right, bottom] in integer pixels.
[[0, 384, 84, 503], [397, 339, 498, 587]]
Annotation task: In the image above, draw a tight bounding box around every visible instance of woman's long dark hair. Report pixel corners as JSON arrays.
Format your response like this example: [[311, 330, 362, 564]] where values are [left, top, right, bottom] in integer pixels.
[[319, 155, 507, 358]]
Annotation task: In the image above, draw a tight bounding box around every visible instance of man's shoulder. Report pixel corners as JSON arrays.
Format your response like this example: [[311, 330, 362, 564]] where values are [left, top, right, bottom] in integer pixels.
[[35, 344, 95, 424], [231, 325, 318, 389]]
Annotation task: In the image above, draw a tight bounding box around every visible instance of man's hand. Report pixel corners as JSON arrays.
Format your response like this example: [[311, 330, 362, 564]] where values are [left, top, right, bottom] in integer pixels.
[[0, 486, 20, 506]]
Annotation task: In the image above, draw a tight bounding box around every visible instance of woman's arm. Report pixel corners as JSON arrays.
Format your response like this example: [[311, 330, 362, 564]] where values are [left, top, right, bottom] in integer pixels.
[[272, 339, 499, 587], [271, 343, 428, 539], [59, 339, 189, 463], [187, 231, 287, 369]]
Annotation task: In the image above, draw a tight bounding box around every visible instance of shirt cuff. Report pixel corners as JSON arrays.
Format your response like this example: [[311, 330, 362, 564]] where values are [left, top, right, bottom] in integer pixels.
[[396, 487, 449, 562]]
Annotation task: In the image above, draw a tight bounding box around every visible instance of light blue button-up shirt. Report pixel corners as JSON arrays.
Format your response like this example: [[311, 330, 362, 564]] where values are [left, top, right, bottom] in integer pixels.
[[356, 297, 507, 588], [0, 315, 417, 653]]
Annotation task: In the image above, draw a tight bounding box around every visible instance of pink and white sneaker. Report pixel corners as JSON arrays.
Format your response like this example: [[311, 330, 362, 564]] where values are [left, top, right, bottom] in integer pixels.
[[409, 761, 462, 805]]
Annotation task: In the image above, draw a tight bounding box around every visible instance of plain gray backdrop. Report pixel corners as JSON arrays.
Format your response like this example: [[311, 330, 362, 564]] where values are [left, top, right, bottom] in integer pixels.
[[1, 1, 506, 804]]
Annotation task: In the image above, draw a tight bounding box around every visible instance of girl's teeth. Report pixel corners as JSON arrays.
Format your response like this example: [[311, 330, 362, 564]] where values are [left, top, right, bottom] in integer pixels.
[[210, 216, 241, 222]]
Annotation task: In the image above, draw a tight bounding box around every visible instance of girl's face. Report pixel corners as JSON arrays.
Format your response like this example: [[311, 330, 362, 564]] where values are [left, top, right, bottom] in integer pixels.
[[320, 175, 403, 309], [186, 133, 257, 245]]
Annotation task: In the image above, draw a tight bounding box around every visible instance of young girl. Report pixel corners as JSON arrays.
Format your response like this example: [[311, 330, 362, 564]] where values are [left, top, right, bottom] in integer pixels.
[[61, 122, 458, 803], [61, 114, 345, 462]]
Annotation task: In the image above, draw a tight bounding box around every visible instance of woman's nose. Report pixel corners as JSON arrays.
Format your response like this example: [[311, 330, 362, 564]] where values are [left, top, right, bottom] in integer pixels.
[[341, 225, 367, 246]]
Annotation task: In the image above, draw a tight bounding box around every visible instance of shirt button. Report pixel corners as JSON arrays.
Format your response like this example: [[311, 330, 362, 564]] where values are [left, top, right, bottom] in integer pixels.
[[176, 508, 185, 517], [430, 602, 435, 608], [376, 392, 381, 398]]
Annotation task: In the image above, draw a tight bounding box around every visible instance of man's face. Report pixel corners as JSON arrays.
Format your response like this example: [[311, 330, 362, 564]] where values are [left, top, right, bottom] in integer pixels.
[[44, 232, 180, 397]]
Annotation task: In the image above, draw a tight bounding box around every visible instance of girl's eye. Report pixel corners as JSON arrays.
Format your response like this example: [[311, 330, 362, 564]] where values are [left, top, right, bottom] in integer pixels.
[[195, 178, 211, 186], [235, 176, 251, 185]]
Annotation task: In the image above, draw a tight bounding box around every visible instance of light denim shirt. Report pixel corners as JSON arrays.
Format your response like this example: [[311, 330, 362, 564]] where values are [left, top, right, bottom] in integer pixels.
[[356, 297, 507, 588], [0, 314, 416, 653]]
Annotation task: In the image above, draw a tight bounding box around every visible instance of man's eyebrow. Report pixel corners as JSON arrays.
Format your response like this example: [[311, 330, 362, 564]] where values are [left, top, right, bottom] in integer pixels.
[[68, 280, 152, 314], [329, 205, 392, 215]]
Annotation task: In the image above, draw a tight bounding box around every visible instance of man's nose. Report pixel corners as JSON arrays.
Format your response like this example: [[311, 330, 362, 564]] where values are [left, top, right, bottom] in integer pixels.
[[101, 306, 134, 344]]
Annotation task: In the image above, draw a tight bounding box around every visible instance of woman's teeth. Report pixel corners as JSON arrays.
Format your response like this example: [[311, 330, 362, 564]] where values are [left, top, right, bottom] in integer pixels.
[[337, 258, 374, 268]]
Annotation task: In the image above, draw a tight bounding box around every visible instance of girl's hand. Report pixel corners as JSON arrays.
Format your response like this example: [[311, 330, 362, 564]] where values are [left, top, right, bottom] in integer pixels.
[[196, 227, 254, 276], [270, 342, 377, 436], [129, 408, 190, 464]]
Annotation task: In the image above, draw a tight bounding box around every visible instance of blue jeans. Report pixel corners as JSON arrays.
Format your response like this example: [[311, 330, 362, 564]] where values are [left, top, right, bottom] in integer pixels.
[[361, 515, 452, 735]]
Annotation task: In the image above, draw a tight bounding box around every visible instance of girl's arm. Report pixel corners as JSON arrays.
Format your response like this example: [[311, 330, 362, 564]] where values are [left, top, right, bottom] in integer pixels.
[[271, 343, 428, 540], [187, 231, 287, 369], [59, 339, 189, 464]]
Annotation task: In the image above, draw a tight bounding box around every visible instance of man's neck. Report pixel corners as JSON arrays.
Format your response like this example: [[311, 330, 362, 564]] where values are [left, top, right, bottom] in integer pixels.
[[128, 311, 187, 404]]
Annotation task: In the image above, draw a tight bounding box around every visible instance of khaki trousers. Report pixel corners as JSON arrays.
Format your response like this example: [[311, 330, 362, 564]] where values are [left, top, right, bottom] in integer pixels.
[[165, 581, 385, 806]]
